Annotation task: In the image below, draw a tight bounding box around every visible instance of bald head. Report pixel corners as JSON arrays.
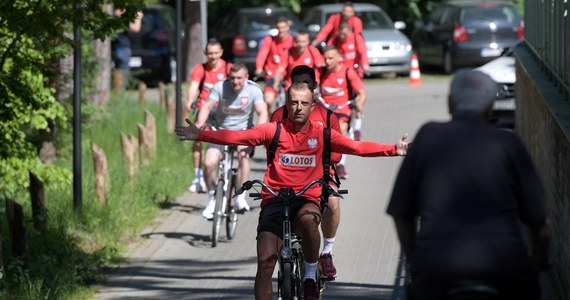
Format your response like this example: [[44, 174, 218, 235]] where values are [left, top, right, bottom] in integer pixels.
[[449, 70, 497, 116]]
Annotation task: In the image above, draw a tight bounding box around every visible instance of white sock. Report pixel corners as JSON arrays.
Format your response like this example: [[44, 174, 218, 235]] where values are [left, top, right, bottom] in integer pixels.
[[235, 192, 246, 203], [198, 168, 203, 178], [321, 237, 335, 255], [194, 168, 201, 180], [352, 117, 362, 131], [208, 190, 215, 201], [340, 154, 346, 165], [304, 261, 318, 281]]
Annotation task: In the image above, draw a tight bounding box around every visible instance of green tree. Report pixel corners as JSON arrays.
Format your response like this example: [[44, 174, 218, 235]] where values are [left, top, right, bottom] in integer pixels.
[[0, 0, 143, 199]]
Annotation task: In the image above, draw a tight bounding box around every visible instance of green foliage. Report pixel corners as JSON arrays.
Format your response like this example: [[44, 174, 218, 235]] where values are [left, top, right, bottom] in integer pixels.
[[0, 0, 144, 199], [1, 93, 192, 299]]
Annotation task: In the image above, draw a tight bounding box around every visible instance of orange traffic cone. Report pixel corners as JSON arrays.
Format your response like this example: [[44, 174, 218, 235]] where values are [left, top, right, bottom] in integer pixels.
[[408, 53, 423, 86]]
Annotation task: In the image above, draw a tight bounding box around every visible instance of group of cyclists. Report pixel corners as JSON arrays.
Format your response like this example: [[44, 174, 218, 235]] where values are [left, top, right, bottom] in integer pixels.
[[178, 2, 551, 300], [180, 3, 404, 299]]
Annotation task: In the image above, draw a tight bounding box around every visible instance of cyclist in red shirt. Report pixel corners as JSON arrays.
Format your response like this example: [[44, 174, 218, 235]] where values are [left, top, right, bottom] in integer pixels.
[[330, 22, 369, 79], [176, 82, 409, 300], [272, 65, 343, 280], [311, 1, 363, 47], [320, 46, 367, 178], [185, 39, 232, 193], [255, 16, 294, 114], [272, 30, 325, 91]]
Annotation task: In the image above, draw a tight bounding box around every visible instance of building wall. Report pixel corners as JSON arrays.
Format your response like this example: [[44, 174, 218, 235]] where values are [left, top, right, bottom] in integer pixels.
[[515, 46, 570, 300]]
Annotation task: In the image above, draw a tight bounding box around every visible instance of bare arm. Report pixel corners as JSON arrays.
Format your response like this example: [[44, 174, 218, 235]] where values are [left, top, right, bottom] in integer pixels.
[[195, 99, 215, 128], [185, 81, 200, 112], [254, 101, 268, 125]]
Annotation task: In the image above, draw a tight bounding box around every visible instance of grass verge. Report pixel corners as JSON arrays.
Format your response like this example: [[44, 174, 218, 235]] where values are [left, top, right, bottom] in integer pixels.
[[1, 90, 192, 299]]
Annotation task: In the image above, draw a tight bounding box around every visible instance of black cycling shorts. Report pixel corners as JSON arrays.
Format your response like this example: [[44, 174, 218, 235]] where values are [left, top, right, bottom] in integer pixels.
[[257, 197, 318, 239]]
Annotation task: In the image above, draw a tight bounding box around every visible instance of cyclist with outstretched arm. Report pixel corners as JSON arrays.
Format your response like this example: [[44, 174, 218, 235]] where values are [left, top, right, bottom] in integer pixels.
[[176, 82, 408, 300]]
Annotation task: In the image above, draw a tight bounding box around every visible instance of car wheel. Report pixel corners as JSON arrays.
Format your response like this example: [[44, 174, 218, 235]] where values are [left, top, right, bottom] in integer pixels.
[[443, 50, 454, 74]]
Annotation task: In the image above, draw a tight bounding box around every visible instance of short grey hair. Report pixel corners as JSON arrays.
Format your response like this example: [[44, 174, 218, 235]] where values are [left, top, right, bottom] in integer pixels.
[[449, 70, 497, 115]]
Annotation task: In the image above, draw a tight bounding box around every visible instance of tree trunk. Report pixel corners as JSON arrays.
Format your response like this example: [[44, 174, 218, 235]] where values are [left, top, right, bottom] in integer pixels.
[[185, 1, 204, 82], [89, 37, 112, 106]]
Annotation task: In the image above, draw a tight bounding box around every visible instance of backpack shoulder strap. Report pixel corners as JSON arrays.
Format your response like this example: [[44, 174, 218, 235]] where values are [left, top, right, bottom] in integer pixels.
[[198, 63, 207, 91], [267, 122, 281, 166]]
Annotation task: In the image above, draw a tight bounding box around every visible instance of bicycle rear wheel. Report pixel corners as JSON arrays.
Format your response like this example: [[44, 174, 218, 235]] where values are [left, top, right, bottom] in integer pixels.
[[226, 169, 238, 239], [211, 180, 224, 247]]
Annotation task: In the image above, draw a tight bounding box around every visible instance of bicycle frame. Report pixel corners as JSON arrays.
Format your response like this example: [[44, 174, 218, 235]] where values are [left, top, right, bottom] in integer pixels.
[[236, 179, 345, 299], [211, 145, 238, 247]]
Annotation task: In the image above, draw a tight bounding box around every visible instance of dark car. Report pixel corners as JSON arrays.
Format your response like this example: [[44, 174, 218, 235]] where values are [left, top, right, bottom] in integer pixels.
[[128, 4, 181, 85], [411, 1, 524, 74], [210, 6, 306, 76], [303, 3, 412, 76]]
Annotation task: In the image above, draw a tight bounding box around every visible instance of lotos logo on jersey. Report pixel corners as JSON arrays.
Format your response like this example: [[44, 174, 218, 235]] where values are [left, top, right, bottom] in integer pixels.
[[279, 154, 316, 167], [240, 96, 250, 106]]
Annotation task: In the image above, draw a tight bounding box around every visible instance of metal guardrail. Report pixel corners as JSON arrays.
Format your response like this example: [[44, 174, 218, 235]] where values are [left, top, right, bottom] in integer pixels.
[[524, 0, 569, 100]]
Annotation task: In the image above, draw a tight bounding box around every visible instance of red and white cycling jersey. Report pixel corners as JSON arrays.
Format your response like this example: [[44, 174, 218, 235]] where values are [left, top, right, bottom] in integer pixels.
[[319, 65, 365, 117], [282, 46, 325, 87], [197, 120, 397, 206], [256, 34, 294, 78], [189, 60, 232, 108]]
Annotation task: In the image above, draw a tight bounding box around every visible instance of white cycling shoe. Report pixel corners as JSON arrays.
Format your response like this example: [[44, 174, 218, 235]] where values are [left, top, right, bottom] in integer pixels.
[[188, 178, 207, 193], [234, 194, 250, 212], [202, 198, 216, 219]]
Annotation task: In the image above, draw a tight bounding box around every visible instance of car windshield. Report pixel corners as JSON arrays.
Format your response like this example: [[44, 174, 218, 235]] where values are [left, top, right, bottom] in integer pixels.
[[461, 5, 520, 25], [241, 11, 302, 32], [325, 10, 393, 30]]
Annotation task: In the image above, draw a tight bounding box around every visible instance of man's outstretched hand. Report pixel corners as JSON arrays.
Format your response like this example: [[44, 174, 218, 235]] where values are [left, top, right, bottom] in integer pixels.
[[175, 119, 199, 141], [396, 133, 410, 156]]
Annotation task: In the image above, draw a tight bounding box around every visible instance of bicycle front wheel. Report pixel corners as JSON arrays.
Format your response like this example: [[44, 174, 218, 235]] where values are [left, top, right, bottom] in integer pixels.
[[226, 169, 238, 239], [211, 180, 224, 247], [280, 262, 293, 300]]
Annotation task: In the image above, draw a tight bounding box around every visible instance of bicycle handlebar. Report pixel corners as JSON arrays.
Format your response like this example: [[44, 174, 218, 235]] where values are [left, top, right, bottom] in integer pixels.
[[236, 179, 345, 199], [316, 96, 356, 112]]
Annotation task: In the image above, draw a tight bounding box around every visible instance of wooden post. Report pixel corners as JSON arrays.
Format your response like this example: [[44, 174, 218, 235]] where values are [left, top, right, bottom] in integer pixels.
[[138, 124, 151, 166], [120, 132, 139, 178], [166, 95, 176, 134], [6, 198, 28, 262], [144, 110, 157, 158], [29, 172, 48, 232], [91, 143, 109, 205], [138, 81, 147, 106], [112, 69, 123, 98], [158, 82, 167, 110]]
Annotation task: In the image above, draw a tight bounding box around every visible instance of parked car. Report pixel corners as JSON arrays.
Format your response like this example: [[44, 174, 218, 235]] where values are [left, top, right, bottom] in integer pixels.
[[476, 45, 516, 128], [303, 3, 413, 77], [210, 6, 306, 76], [128, 4, 181, 85], [411, 0, 524, 74]]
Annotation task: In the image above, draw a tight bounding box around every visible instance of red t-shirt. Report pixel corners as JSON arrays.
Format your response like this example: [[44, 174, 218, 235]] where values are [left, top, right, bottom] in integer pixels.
[[319, 65, 365, 116], [316, 14, 363, 44], [270, 103, 342, 165], [331, 31, 369, 70], [256, 34, 294, 78], [189, 60, 232, 105], [282, 46, 325, 87], [197, 120, 397, 206]]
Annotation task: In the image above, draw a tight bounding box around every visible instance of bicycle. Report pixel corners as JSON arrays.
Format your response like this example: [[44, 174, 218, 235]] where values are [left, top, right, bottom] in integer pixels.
[[211, 144, 239, 247], [236, 178, 347, 299]]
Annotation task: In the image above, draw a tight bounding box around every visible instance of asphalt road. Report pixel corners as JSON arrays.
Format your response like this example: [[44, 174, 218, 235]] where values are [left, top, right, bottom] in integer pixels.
[[94, 78, 452, 299]]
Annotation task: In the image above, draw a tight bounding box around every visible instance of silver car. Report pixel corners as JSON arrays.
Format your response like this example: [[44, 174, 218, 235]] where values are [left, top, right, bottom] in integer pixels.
[[475, 46, 516, 128], [303, 3, 413, 76]]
